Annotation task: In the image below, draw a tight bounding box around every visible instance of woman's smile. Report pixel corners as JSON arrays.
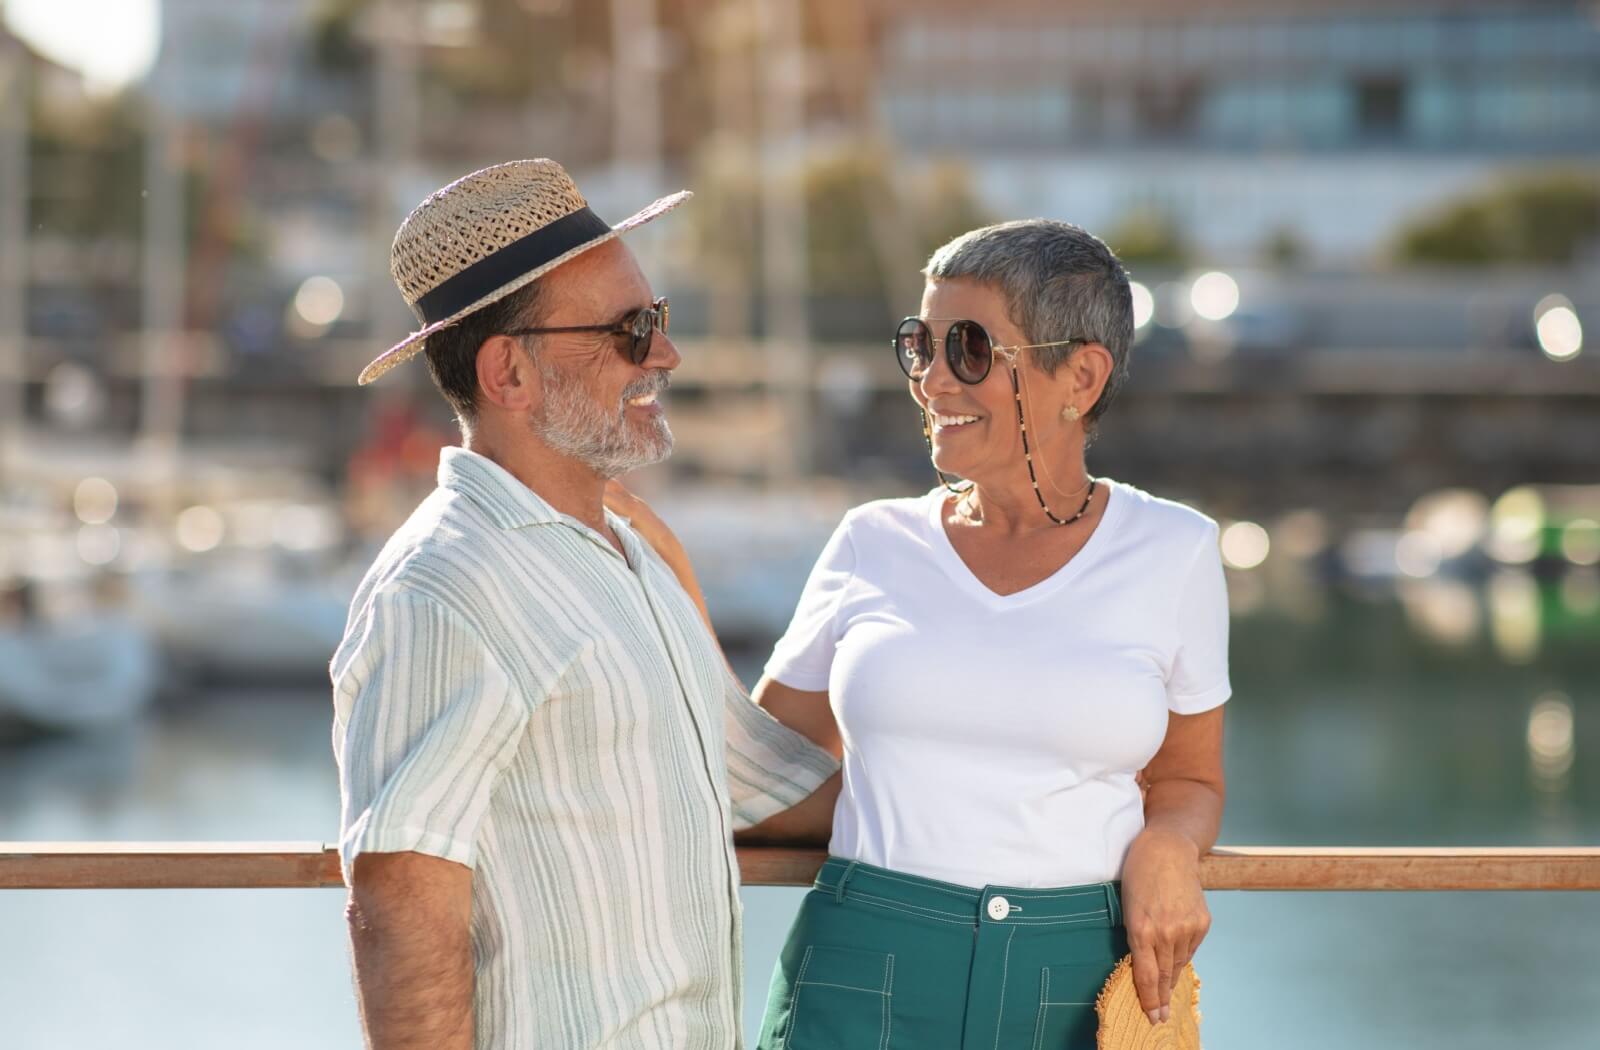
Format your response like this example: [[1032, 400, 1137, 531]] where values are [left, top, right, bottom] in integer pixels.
[[930, 411, 984, 433]]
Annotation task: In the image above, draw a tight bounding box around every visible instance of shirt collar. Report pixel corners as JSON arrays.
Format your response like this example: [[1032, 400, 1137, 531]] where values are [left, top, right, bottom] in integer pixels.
[[436, 448, 641, 565], [437, 446, 566, 530]]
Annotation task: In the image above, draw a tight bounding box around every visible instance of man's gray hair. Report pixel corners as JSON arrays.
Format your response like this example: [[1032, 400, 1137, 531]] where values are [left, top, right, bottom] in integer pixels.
[[924, 219, 1133, 425]]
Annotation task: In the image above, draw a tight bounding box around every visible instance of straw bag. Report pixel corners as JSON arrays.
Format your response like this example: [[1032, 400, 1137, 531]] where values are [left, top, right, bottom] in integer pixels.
[[1095, 956, 1202, 1050]]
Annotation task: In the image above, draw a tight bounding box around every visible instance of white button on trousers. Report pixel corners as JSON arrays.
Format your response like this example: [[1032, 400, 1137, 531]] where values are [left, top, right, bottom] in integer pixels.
[[986, 896, 1010, 920]]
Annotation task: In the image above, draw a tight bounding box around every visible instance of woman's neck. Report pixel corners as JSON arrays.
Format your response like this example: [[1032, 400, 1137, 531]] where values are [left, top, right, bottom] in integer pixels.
[[955, 459, 1094, 537]]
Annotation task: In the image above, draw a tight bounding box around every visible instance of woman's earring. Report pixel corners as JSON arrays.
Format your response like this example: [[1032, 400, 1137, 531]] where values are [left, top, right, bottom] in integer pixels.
[[1061, 404, 1082, 423]]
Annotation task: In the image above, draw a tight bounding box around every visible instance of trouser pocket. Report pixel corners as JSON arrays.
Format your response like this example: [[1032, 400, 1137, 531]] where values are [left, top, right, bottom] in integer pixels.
[[1029, 963, 1109, 1050], [765, 943, 895, 1050]]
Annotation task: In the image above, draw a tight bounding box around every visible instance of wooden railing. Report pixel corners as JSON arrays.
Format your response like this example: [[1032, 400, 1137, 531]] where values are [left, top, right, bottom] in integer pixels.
[[2, 843, 1598, 891]]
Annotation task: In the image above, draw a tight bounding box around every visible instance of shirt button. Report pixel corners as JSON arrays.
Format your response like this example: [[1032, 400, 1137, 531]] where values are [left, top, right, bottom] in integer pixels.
[[986, 896, 1011, 921]]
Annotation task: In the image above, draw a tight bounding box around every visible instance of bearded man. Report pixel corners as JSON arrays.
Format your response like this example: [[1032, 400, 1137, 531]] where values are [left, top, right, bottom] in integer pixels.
[[330, 160, 839, 1050]]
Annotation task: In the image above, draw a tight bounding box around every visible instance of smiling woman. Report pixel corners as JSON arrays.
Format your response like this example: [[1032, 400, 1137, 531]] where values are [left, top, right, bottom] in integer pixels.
[[3, 0, 158, 91], [640, 218, 1236, 1050]]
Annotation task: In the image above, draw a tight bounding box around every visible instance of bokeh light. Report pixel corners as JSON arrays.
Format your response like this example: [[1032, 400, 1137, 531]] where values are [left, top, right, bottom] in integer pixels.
[[1486, 487, 1545, 565], [1534, 295, 1583, 361], [293, 276, 346, 328], [175, 506, 226, 553], [1560, 519, 1600, 566], [43, 362, 104, 428], [1220, 521, 1270, 570], [1405, 489, 1488, 560], [73, 477, 119, 525], [1398, 578, 1480, 647], [1487, 569, 1542, 663], [1563, 569, 1600, 616], [1129, 281, 1154, 330], [1190, 271, 1240, 321], [1527, 691, 1575, 788], [1395, 531, 1442, 578], [75, 524, 121, 566]]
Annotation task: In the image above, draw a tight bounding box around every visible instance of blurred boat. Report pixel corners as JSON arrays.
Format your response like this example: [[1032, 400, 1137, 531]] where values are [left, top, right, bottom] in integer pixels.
[[0, 614, 158, 735], [647, 487, 851, 645], [131, 558, 352, 683]]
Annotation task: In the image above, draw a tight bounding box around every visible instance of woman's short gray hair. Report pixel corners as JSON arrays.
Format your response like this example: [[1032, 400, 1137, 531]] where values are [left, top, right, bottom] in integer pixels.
[[924, 219, 1133, 425]]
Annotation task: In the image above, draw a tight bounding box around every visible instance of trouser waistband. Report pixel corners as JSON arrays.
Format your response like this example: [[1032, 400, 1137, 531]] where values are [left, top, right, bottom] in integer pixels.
[[813, 856, 1122, 928]]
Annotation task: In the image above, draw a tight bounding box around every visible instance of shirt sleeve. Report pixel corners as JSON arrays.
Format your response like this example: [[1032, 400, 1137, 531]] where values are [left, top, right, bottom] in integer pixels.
[[1166, 523, 1232, 714], [720, 664, 841, 831], [761, 513, 857, 691], [333, 587, 533, 881]]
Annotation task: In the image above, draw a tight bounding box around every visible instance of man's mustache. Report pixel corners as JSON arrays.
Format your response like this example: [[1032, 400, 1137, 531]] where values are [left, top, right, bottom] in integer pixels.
[[619, 371, 670, 404]]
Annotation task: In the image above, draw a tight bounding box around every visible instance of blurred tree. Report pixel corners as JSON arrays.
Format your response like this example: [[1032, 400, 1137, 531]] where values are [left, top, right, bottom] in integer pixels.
[[691, 143, 991, 307], [310, 0, 371, 73], [1395, 171, 1600, 267], [1105, 206, 1190, 266], [1261, 225, 1307, 269], [309, 0, 585, 101], [27, 90, 144, 241]]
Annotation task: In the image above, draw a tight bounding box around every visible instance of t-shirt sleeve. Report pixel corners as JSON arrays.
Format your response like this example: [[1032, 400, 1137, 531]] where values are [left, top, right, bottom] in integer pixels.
[[333, 587, 533, 881], [1166, 523, 1232, 714], [762, 513, 857, 692]]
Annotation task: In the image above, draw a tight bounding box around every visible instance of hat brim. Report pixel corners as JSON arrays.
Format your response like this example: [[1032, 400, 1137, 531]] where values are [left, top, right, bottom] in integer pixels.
[[358, 189, 692, 386]]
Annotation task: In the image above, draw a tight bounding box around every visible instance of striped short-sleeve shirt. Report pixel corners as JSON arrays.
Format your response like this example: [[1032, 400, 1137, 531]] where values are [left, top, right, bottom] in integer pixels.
[[331, 447, 838, 1049]]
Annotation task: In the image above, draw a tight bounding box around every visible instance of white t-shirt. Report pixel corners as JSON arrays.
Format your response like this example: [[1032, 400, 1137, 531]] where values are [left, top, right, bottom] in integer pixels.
[[763, 478, 1231, 889]]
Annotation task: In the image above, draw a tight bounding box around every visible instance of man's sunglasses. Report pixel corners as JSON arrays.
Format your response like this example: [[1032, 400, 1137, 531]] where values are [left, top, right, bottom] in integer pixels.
[[505, 296, 669, 366], [893, 317, 1083, 385]]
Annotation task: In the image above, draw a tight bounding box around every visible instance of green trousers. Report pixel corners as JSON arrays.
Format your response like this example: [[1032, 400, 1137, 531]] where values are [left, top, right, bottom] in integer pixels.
[[756, 858, 1128, 1050]]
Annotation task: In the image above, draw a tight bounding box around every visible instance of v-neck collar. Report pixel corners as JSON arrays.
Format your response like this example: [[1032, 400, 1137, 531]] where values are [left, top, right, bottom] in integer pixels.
[[925, 479, 1124, 609]]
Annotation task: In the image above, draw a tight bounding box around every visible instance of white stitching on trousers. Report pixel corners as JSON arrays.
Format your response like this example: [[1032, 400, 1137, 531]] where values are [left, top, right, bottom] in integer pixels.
[[992, 926, 1018, 1050]]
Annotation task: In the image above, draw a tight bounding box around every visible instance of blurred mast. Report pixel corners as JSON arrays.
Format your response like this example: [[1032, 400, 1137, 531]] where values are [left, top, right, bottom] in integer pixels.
[[0, 31, 25, 475], [610, 0, 662, 191], [812, 2, 920, 322], [757, 0, 810, 480], [706, 3, 754, 348], [369, 0, 421, 357], [138, 63, 186, 527]]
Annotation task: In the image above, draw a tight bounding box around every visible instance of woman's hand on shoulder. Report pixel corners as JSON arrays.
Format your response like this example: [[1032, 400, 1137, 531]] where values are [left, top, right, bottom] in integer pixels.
[[1119, 826, 1210, 1027], [605, 480, 717, 634], [604, 480, 686, 565]]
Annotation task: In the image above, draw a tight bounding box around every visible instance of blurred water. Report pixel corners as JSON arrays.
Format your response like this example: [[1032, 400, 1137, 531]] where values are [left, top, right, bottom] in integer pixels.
[[1, 592, 1596, 1050]]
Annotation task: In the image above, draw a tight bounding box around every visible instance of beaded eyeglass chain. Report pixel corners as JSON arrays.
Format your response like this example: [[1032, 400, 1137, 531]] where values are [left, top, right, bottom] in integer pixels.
[[1003, 360, 1096, 527], [918, 361, 1096, 527]]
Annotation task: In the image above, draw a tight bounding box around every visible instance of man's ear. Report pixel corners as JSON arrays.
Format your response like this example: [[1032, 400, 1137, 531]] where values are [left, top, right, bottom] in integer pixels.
[[475, 335, 541, 413]]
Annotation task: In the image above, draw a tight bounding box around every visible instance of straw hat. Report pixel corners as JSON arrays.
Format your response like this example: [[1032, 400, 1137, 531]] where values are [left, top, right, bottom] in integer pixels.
[[358, 158, 690, 385], [1096, 956, 1202, 1050]]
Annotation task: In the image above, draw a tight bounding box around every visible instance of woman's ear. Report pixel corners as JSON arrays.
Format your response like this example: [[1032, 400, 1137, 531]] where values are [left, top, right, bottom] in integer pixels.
[[1071, 343, 1116, 410]]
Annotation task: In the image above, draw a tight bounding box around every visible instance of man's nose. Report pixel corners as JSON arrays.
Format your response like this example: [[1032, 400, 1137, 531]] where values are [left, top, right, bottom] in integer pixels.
[[645, 331, 682, 372]]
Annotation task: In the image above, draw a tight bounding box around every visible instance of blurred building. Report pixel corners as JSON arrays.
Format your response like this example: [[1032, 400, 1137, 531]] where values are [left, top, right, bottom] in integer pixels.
[[864, 0, 1600, 264], [4, 0, 1596, 518]]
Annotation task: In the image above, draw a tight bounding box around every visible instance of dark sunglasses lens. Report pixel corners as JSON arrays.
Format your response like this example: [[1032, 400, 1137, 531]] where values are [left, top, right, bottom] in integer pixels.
[[949, 321, 991, 383], [895, 319, 931, 378], [628, 309, 655, 364]]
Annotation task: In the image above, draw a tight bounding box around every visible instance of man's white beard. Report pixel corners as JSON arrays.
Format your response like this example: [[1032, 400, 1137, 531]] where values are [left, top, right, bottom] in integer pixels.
[[530, 363, 673, 479]]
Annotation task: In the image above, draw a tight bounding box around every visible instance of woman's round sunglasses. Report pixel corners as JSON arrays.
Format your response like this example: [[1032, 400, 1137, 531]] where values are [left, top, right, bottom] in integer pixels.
[[893, 317, 1083, 385], [505, 296, 669, 366]]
